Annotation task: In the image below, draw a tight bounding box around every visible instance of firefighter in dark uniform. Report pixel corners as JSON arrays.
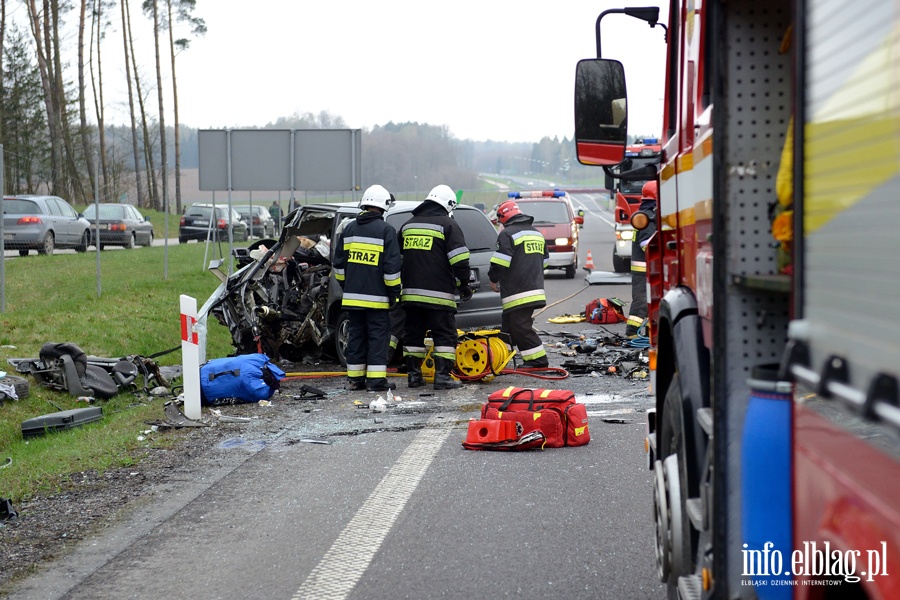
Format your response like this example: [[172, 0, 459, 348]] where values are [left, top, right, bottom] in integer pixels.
[[399, 184, 472, 390], [625, 180, 658, 338], [488, 200, 550, 368], [333, 185, 403, 392]]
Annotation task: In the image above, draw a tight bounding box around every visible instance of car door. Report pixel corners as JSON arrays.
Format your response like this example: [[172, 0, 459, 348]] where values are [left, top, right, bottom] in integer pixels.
[[59, 198, 84, 245], [128, 206, 149, 244], [44, 198, 70, 245]]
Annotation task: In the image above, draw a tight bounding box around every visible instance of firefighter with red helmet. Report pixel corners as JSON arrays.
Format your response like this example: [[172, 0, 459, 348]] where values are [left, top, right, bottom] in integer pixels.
[[489, 200, 550, 368], [333, 184, 403, 392], [398, 184, 472, 390], [625, 180, 658, 338]]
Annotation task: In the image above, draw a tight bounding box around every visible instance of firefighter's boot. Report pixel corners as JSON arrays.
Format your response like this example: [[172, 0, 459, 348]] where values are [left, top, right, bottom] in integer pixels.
[[406, 356, 425, 388], [433, 357, 461, 390]]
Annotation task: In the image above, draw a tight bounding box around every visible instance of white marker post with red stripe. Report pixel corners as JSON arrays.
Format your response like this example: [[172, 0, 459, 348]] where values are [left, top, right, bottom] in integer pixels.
[[180, 295, 201, 420]]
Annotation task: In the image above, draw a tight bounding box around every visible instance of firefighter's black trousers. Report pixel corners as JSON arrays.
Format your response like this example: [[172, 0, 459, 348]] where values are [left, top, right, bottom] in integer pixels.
[[403, 307, 457, 361], [502, 307, 548, 365], [346, 309, 391, 384]]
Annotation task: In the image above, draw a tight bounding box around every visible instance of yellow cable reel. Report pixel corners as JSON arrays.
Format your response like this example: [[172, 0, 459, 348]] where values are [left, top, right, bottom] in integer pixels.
[[455, 330, 515, 381]]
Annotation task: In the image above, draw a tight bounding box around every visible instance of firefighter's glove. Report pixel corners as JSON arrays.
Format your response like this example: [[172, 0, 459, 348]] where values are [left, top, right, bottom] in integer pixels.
[[458, 285, 473, 303]]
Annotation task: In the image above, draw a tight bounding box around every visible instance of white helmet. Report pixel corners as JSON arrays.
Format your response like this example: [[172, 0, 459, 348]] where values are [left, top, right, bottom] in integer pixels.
[[425, 184, 458, 213], [359, 184, 395, 211]]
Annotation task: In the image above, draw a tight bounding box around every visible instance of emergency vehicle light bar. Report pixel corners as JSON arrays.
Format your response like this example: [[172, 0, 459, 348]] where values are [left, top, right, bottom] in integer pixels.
[[508, 190, 566, 199]]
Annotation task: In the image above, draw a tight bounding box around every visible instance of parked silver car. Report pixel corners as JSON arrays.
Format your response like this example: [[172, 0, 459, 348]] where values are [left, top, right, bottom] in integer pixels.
[[233, 205, 276, 238], [1, 195, 92, 256], [83, 203, 154, 249]]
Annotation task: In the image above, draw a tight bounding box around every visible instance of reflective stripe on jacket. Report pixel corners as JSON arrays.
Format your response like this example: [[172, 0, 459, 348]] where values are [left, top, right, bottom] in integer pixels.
[[488, 214, 548, 312], [399, 202, 470, 311], [333, 210, 402, 310]]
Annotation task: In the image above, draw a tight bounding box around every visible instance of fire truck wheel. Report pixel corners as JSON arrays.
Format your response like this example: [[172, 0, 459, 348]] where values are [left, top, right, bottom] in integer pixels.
[[653, 461, 671, 581], [663, 454, 687, 581], [657, 375, 693, 591]]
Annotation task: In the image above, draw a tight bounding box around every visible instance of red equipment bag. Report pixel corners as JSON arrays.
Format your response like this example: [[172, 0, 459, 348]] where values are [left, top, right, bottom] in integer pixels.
[[585, 297, 626, 324], [461, 420, 547, 451], [481, 386, 590, 448]]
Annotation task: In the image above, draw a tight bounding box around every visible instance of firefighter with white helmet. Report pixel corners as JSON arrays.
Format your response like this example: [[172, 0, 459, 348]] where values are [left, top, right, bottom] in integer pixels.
[[398, 184, 471, 390], [488, 200, 550, 368], [625, 180, 658, 338], [333, 184, 403, 391]]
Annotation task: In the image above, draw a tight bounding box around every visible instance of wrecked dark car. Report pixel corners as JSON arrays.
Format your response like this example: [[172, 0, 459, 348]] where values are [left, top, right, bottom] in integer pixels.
[[202, 201, 503, 365]]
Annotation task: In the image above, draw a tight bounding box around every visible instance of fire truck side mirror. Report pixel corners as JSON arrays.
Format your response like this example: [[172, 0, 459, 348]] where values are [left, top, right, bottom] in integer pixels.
[[574, 58, 627, 166]]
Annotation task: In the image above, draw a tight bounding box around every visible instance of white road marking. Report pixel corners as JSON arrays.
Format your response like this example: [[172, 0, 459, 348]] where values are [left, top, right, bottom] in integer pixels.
[[587, 408, 638, 418], [576, 393, 628, 404], [291, 421, 453, 600]]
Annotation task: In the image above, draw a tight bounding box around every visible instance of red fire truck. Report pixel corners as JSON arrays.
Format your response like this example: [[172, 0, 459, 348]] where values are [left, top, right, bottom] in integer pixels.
[[575, 2, 899, 599], [608, 139, 663, 272]]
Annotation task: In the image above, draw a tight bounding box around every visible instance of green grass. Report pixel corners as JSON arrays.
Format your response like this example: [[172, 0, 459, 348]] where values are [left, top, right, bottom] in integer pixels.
[[0, 243, 240, 501]]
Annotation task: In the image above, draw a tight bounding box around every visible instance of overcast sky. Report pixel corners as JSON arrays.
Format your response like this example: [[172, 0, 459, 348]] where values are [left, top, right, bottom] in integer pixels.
[[25, 1, 670, 144]]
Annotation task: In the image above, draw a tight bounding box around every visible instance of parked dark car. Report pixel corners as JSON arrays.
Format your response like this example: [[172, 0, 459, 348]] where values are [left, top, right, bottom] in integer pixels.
[[233, 205, 276, 238], [83, 203, 154, 249], [202, 201, 503, 366], [1, 195, 91, 256], [179, 204, 248, 243]]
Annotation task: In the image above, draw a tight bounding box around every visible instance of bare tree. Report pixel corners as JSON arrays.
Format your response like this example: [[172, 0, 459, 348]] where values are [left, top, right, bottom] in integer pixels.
[[125, 0, 158, 208], [165, 0, 204, 214], [89, 0, 115, 194], [77, 0, 96, 194], [120, 0, 144, 207], [26, 0, 63, 194], [1, 0, 6, 145], [49, 0, 85, 200], [147, 0, 169, 219]]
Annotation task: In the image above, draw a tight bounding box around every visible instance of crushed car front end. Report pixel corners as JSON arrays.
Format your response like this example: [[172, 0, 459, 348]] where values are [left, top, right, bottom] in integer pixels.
[[202, 207, 336, 362]]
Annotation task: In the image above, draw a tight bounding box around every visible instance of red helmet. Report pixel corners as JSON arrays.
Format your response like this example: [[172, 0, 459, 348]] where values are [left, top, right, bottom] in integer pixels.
[[641, 180, 658, 200], [496, 201, 522, 225]]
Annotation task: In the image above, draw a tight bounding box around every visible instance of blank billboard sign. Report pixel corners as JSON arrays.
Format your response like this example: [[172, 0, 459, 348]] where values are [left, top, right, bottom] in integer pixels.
[[198, 129, 361, 192]]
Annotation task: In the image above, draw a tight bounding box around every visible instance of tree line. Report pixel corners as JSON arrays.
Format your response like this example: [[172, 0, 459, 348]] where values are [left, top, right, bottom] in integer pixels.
[[1, 1, 618, 213], [1, 0, 205, 214]]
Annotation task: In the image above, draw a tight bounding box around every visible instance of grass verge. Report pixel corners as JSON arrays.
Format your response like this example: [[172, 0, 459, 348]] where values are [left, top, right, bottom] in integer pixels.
[[0, 242, 240, 501]]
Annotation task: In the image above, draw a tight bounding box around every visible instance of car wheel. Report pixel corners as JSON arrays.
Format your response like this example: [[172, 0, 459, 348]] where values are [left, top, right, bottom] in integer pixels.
[[124, 232, 135, 249], [99, 244, 106, 251], [178, 236, 187, 244], [18, 250, 29, 257], [335, 311, 351, 367], [0, 375, 30, 400], [147, 232, 154, 246], [612, 249, 628, 273], [565, 255, 577, 279], [38, 232, 55, 255], [75, 231, 90, 253]]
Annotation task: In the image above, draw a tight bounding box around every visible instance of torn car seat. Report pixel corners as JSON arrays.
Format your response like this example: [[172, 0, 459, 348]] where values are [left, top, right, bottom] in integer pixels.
[[30, 342, 120, 399]]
